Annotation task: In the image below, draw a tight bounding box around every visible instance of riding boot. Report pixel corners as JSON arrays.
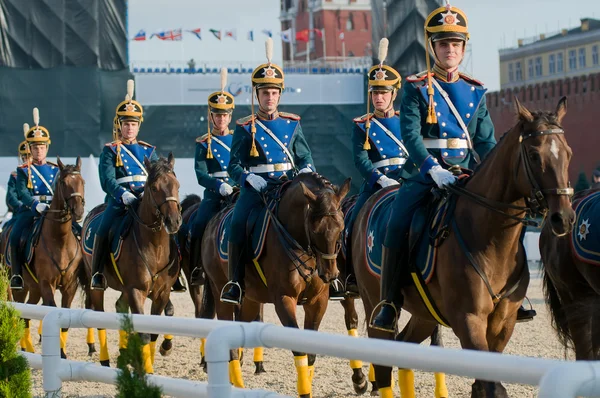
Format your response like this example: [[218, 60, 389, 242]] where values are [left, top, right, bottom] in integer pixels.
[[189, 237, 204, 286], [516, 304, 537, 322], [91, 235, 108, 291], [370, 246, 404, 333], [328, 278, 345, 301], [344, 237, 359, 297], [220, 242, 246, 305], [171, 273, 187, 293], [9, 243, 24, 290]]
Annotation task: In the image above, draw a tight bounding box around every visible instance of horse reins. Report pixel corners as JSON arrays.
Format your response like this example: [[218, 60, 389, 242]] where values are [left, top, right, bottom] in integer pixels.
[[44, 170, 85, 223], [127, 171, 180, 233]]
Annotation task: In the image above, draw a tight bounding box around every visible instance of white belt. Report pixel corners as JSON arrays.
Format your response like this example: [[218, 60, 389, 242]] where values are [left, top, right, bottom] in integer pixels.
[[33, 195, 52, 202], [116, 175, 147, 184], [373, 158, 407, 169], [209, 171, 229, 178], [249, 163, 293, 173], [423, 138, 469, 149]]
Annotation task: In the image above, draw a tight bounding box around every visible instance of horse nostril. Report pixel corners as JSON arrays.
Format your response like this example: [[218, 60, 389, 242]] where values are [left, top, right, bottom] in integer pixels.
[[550, 212, 563, 226]]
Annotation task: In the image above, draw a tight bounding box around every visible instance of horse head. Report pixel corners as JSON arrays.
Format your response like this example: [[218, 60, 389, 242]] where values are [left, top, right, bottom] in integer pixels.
[[298, 175, 351, 284], [513, 96, 575, 236], [56, 156, 85, 222], [143, 153, 182, 234]]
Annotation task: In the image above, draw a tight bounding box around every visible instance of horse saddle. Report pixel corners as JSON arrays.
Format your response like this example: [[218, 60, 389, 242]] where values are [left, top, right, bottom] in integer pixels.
[[82, 205, 134, 262], [340, 194, 358, 259], [570, 190, 600, 266]]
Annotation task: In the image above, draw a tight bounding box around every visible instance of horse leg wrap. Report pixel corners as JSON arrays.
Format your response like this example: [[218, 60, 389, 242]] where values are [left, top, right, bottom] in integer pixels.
[[434, 373, 449, 398], [118, 330, 128, 350], [253, 346, 264, 362], [347, 329, 363, 369], [86, 328, 95, 344], [98, 329, 110, 363], [142, 344, 154, 374], [23, 328, 34, 353], [38, 321, 43, 338], [398, 369, 415, 398], [369, 364, 376, 382], [294, 355, 312, 397], [20, 333, 27, 351], [200, 338, 206, 357], [60, 329, 69, 350], [149, 341, 157, 364], [164, 334, 173, 340], [308, 365, 315, 385], [378, 386, 394, 398], [229, 359, 245, 388]]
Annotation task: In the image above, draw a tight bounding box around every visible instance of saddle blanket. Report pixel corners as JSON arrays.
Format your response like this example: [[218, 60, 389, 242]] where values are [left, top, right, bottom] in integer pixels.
[[341, 200, 357, 259], [571, 190, 600, 266], [363, 187, 450, 283], [82, 210, 132, 262], [3, 217, 43, 268]]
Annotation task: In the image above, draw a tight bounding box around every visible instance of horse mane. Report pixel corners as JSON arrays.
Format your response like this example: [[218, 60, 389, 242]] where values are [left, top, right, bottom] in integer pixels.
[[52, 164, 80, 191], [295, 173, 338, 218], [181, 194, 201, 212], [147, 156, 175, 182]]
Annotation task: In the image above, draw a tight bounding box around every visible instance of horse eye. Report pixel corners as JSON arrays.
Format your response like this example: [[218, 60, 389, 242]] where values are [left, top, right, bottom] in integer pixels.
[[151, 186, 158, 192], [529, 152, 541, 163]]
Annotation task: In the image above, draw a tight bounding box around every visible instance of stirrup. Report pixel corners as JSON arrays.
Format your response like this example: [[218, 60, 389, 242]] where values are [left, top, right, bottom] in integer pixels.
[[9, 275, 24, 290], [91, 272, 107, 291], [369, 300, 398, 333], [189, 267, 204, 286], [328, 279, 345, 301], [344, 274, 360, 298], [220, 281, 243, 305]]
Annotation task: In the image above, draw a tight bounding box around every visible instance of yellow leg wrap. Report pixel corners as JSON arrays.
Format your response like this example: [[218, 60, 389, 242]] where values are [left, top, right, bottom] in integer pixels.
[[142, 344, 154, 374], [20, 334, 27, 350], [98, 329, 110, 362], [229, 359, 245, 388], [38, 321, 43, 337], [200, 338, 206, 357], [24, 328, 34, 353], [294, 355, 311, 397], [378, 386, 394, 398], [86, 328, 95, 345], [59, 330, 69, 350], [369, 364, 376, 382], [118, 330, 128, 350], [398, 369, 415, 398], [149, 341, 157, 364], [434, 373, 449, 398], [164, 334, 174, 340], [347, 329, 363, 369], [308, 365, 315, 385], [253, 347, 264, 362]]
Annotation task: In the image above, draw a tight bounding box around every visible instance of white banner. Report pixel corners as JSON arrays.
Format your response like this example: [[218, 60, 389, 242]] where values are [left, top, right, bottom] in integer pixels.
[[135, 73, 365, 106]]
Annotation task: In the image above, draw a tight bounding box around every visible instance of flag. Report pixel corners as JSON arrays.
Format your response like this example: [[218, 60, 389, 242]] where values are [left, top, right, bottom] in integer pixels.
[[132, 29, 146, 41], [155, 29, 182, 41], [188, 28, 201, 40], [339, 32, 345, 41], [296, 29, 323, 42], [225, 29, 237, 40], [280, 28, 292, 43], [210, 29, 221, 40], [262, 29, 273, 38], [247, 30, 254, 41]]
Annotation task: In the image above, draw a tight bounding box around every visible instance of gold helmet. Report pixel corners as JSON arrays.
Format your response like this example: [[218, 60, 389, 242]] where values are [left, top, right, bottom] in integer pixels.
[[115, 79, 144, 124], [24, 108, 51, 145], [251, 38, 284, 91], [18, 122, 31, 158], [205, 68, 235, 159]]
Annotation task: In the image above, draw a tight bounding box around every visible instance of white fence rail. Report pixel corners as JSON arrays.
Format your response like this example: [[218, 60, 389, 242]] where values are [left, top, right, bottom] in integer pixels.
[[13, 303, 600, 398]]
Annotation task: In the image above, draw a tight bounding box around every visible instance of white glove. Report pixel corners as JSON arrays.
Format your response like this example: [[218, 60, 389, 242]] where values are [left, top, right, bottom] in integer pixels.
[[246, 174, 267, 192], [122, 191, 137, 206], [35, 203, 49, 214], [298, 167, 313, 174], [377, 175, 399, 188], [219, 183, 234, 197], [428, 165, 457, 188]]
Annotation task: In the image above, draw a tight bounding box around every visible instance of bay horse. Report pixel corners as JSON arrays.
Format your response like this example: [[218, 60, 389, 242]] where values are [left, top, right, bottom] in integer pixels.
[[84, 154, 182, 374], [10, 157, 88, 358], [540, 187, 598, 360], [354, 97, 573, 398], [202, 173, 350, 397]]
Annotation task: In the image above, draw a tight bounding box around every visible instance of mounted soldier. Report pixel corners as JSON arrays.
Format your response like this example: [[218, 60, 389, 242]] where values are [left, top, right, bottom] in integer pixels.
[[219, 38, 344, 304], [9, 109, 59, 290], [188, 69, 237, 286], [343, 38, 409, 297], [6, 137, 31, 216]]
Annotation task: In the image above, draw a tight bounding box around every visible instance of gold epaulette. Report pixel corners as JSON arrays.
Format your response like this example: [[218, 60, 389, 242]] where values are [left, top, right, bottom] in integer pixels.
[[353, 113, 373, 123], [236, 115, 254, 126], [10, 171, 17, 177], [46, 161, 58, 168], [196, 134, 209, 143], [138, 140, 155, 148], [406, 70, 430, 83], [105, 140, 120, 147], [459, 72, 484, 86], [279, 111, 301, 121], [395, 110, 400, 116]]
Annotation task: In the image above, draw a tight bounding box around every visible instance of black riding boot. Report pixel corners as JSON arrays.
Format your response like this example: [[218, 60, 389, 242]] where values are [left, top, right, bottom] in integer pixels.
[[370, 246, 404, 333], [9, 243, 24, 290], [91, 235, 108, 291], [344, 238, 359, 297], [517, 304, 537, 322], [189, 237, 204, 286], [328, 278, 345, 301], [220, 242, 246, 305], [171, 273, 187, 293]]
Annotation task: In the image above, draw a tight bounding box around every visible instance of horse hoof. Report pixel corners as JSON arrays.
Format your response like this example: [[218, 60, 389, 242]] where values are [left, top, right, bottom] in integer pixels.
[[254, 361, 266, 374], [159, 346, 172, 357], [159, 340, 173, 357], [299, 395, 311, 398], [201, 359, 207, 374], [353, 376, 368, 395], [100, 360, 110, 367], [370, 382, 379, 396], [60, 349, 67, 359], [87, 343, 97, 356]]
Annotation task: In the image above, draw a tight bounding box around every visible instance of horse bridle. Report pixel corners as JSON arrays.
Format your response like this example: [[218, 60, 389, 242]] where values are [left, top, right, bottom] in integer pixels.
[[44, 170, 85, 223], [303, 202, 343, 261], [128, 172, 180, 233]]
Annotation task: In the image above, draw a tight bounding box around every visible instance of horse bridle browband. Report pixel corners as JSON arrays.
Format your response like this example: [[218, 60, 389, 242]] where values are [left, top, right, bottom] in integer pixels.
[[44, 170, 85, 223]]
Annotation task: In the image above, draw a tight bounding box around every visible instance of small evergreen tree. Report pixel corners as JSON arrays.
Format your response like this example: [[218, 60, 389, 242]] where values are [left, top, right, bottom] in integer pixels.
[[0, 268, 32, 398], [115, 315, 162, 398], [575, 171, 590, 193]]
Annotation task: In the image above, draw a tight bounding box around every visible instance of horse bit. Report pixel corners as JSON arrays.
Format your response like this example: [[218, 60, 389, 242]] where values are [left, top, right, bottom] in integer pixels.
[[44, 170, 84, 223]]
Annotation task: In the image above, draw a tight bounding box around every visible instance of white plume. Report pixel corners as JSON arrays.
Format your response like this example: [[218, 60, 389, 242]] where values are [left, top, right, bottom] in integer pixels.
[[33, 107, 40, 126], [220, 68, 227, 92], [23, 123, 29, 137], [127, 79, 134, 100], [125, 94, 131, 101], [265, 37, 273, 64], [378, 38, 389, 65]]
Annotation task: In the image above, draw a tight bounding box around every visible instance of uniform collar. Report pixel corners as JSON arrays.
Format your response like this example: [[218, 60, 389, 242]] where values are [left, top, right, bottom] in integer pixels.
[[432, 64, 460, 83], [31, 160, 47, 166], [212, 128, 230, 136], [257, 109, 279, 120], [373, 108, 395, 118], [121, 139, 138, 145]]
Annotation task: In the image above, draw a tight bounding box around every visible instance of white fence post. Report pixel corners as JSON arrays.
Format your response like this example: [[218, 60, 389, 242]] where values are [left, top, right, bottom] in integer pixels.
[[41, 308, 71, 397], [538, 362, 600, 397]]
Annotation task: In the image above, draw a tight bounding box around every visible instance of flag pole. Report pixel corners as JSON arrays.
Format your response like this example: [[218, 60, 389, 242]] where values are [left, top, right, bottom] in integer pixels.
[[321, 28, 326, 61], [342, 40, 346, 62]]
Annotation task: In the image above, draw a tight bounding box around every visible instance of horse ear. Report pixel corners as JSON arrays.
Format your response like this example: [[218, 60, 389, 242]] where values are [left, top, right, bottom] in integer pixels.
[[144, 156, 152, 169], [75, 156, 82, 170], [56, 156, 64, 170], [299, 182, 317, 203], [168, 152, 175, 168], [337, 178, 351, 201], [555, 96, 567, 124], [514, 96, 533, 123]]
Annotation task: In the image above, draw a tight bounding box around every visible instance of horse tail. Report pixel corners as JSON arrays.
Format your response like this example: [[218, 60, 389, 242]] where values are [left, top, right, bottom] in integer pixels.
[[201, 279, 216, 320], [542, 268, 573, 352], [181, 194, 201, 214]]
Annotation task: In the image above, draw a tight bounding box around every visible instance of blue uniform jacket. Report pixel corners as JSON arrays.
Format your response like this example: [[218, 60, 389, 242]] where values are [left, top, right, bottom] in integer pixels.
[[16, 162, 58, 211], [195, 131, 236, 193]]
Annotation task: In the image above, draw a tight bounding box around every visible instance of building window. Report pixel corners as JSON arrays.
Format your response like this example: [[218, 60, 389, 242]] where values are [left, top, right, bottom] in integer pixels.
[[528, 59, 533, 78], [515, 61, 522, 81], [508, 63, 514, 82], [557, 52, 564, 73], [535, 57, 542, 77], [569, 49, 577, 70], [579, 48, 586, 68], [549, 54, 555, 74], [593, 45, 599, 66], [346, 13, 354, 31]]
